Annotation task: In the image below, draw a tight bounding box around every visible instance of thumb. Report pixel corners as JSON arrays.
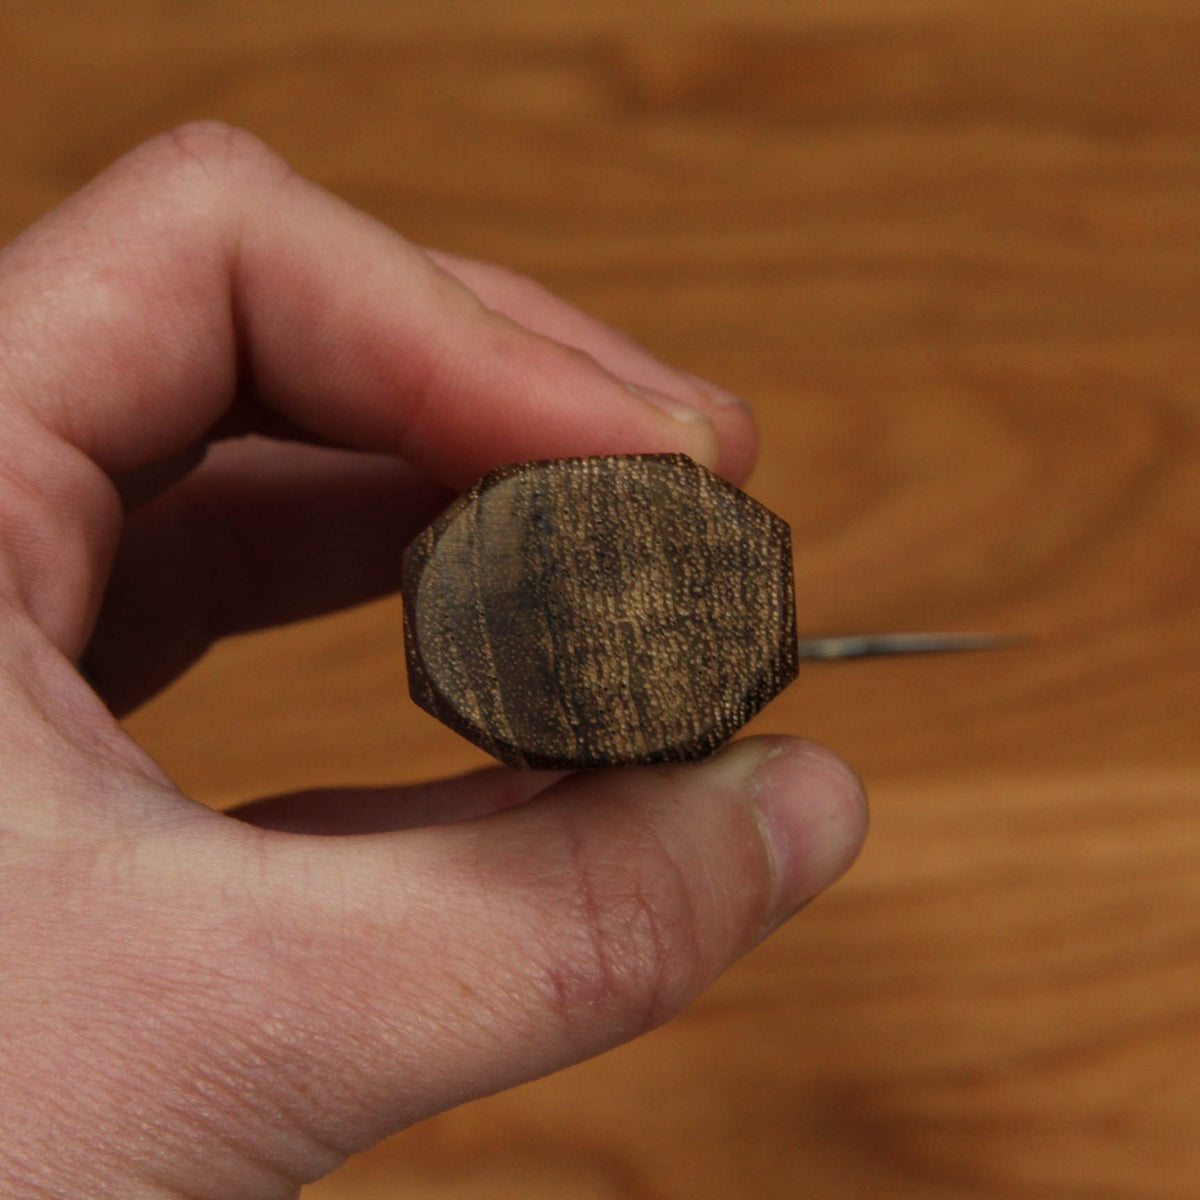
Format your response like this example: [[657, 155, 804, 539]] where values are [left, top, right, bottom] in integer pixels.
[[16, 735, 865, 1195], [249, 735, 867, 1152]]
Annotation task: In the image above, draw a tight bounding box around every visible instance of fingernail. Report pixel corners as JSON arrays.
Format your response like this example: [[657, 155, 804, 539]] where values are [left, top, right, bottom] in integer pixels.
[[740, 737, 868, 932], [624, 380, 711, 425], [683, 372, 752, 412], [623, 381, 720, 466]]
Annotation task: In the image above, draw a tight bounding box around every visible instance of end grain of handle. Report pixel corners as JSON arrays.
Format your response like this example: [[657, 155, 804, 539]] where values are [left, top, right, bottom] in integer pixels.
[[401, 454, 799, 770]]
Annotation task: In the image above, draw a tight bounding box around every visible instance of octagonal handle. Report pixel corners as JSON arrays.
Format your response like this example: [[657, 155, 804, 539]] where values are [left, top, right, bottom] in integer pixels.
[[401, 454, 798, 769]]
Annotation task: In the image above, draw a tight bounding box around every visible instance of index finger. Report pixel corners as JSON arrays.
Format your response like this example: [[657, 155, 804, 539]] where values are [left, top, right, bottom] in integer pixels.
[[0, 123, 751, 652]]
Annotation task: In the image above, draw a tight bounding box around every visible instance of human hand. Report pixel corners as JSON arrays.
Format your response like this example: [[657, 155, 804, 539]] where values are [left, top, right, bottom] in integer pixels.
[[0, 123, 867, 1199]]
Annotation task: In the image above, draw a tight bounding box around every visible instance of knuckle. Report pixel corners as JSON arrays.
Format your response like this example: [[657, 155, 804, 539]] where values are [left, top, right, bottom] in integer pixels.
[[135, 120, 290, 192], [534, 815, 705, 1041]]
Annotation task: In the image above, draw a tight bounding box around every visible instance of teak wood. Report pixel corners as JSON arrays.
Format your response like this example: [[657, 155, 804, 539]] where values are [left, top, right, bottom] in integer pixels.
[[402, 454, 798, 769]]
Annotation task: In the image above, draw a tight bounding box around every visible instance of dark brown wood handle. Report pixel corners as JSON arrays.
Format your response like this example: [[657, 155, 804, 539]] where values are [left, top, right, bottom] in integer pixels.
[[401, 454, 798, 769]]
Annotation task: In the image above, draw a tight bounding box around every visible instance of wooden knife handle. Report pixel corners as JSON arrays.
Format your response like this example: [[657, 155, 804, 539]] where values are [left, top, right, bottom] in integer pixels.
[[401, 454, 798, 769]]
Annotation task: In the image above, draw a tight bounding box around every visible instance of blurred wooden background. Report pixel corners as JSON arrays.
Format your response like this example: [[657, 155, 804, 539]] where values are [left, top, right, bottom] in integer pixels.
[[5, 1, 1200, 1196]]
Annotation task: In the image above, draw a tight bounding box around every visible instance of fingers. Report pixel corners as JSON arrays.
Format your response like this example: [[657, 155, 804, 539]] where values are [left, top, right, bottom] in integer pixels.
[[427, 249, 757, 484], [234, 737, 866, 1144], [0, 122, 751, 655], [2, 122, 723, 481], [82, 436, 452, 714]]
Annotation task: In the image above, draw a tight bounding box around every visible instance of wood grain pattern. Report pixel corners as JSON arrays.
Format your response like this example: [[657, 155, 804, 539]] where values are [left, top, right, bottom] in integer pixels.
[[3, 1, 1200, 1197], [402, 455, 797, 768]]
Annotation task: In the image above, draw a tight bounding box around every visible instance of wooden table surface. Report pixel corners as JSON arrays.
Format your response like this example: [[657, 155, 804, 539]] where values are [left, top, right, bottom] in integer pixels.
[[5, 2, 1200, 1196]]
